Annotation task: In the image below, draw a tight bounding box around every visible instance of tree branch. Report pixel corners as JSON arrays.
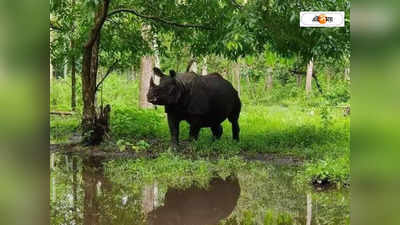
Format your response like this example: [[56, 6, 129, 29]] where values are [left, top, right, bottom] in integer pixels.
[[84, 0, 111, 49], [290, 69, 323, 94], [107, 8, 214, 30], [50, 111, 75, 116], [95, 60, 119, 92], [312, 73, 323, 94], [229, 0, 242, 9]]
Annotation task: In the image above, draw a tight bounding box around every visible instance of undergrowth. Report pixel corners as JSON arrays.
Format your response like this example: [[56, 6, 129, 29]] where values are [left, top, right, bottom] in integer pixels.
[[50, 74, 350, 188]]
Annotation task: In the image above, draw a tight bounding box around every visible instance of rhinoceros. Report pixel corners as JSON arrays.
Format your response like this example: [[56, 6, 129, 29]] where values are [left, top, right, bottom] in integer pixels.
[[147, 67, 241, 147]]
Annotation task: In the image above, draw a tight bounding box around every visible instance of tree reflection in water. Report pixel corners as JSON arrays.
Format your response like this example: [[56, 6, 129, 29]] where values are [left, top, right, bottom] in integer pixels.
[[50, 153, 349, 225]]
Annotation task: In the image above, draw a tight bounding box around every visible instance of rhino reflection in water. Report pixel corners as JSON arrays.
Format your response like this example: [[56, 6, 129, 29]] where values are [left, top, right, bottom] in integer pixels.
[[147, 177, 241, 225]]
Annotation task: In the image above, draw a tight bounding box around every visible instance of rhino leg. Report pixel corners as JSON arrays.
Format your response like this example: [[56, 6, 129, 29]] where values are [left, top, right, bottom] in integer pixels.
[[229, 101, 241, 141], [189, 125, 201, 140], [229, 116, 240, 141], [231, 120, 240, 141], [211, 125, 223, 140], [167, 114, 180, 147]]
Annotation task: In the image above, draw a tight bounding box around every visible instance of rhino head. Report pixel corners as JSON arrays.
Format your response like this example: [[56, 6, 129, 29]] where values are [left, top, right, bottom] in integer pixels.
[[147, 67, 182, 105]]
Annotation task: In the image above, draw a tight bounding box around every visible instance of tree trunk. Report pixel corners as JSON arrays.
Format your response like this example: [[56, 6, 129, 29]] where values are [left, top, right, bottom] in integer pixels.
[[50, 60, 53, 82], [233, 63, 240, 96], [50, 31, 53, 82], [82, 37, 99, 132], [264, 74, 273, 90], [63, 60, 68, 79], [344, 68, 350, 81], [81, 0, 110, 138], [306, 59, 313, 95], [71, 42, 77, 111], [267, 74, 273, 90], [296, 74, 302, 87], [152, 34, 160, 85], [246, 73, 255, 99], [92, 36, 100, 108], [201, 57, 208, 75], [139, 23, 157, 109], [139, 55, 154, 109], [81, 48, 97, 133]]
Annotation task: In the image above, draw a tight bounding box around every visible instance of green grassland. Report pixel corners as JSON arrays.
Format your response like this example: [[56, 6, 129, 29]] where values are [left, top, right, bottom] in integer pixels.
[[50, 74, 350, 188]]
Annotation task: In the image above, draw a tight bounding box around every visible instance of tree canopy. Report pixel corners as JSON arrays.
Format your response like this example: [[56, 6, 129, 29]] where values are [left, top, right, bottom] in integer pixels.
[[50, 0, 350, 71]]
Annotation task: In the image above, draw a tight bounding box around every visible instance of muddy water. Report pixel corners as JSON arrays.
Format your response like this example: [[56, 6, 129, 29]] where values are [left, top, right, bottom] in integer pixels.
[[50, 153, 349, 225], [147, 177, 240, 225]]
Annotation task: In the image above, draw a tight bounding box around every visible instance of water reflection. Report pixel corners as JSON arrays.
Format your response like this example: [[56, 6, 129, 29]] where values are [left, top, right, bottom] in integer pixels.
[[82, 156, 109, 225], [50, 153, 349, 225], [147, 177, 240, 225], [50, 154, 240, 225]]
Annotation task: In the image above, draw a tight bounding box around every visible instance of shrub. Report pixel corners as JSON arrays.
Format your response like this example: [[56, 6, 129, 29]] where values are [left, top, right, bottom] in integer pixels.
[[111, 105, 164, 140], [303, 155, 350, 188]]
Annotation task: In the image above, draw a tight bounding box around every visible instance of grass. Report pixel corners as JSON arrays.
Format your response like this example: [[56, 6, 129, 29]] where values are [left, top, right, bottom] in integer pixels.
[[50, 74, 350, 188], [105, 152, 246, 189]]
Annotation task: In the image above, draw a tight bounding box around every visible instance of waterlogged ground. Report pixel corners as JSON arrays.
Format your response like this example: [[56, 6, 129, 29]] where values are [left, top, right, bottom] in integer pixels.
[[50, 153, 349, 225]]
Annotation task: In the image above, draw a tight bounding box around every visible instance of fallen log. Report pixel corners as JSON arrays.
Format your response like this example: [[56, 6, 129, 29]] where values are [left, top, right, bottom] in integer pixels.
[[50, 111, 75, 116]]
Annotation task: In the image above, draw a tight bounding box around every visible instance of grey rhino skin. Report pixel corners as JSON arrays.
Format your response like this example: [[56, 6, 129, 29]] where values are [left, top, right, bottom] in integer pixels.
[[147, 67, 241, 147]]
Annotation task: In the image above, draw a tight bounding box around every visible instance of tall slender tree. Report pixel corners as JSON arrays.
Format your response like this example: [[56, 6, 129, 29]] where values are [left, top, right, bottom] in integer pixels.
[[306, 59, 313, 95]]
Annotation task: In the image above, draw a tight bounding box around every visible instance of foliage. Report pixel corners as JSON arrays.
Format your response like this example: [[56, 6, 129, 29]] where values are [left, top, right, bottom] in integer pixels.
[[276, 212, 294, 225], [116, 139, 151, 152], [50, 0, 351, 75], [250, 0, 351, 62], [111, 105, 163, 139], [227, 209, 294, 225], [50, 77, 82, 112], [303, 155, 350, 188]]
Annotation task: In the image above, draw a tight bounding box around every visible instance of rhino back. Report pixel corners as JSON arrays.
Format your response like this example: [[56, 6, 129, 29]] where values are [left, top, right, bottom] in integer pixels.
[[176, 72, 198, 85], [201, 73, 239, 107], [190, 73, 240, 123], [168, 72, 240, 125]]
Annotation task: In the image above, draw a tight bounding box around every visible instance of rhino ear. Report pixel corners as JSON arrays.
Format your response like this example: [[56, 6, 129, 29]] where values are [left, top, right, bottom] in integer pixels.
[[187, 80, 209, 115], [153, 67, 165, 77], [169, 70, 176, 78]]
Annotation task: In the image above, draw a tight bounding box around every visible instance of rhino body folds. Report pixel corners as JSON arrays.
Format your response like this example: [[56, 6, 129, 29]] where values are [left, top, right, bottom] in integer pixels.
[[147, 67, 241, 148]]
